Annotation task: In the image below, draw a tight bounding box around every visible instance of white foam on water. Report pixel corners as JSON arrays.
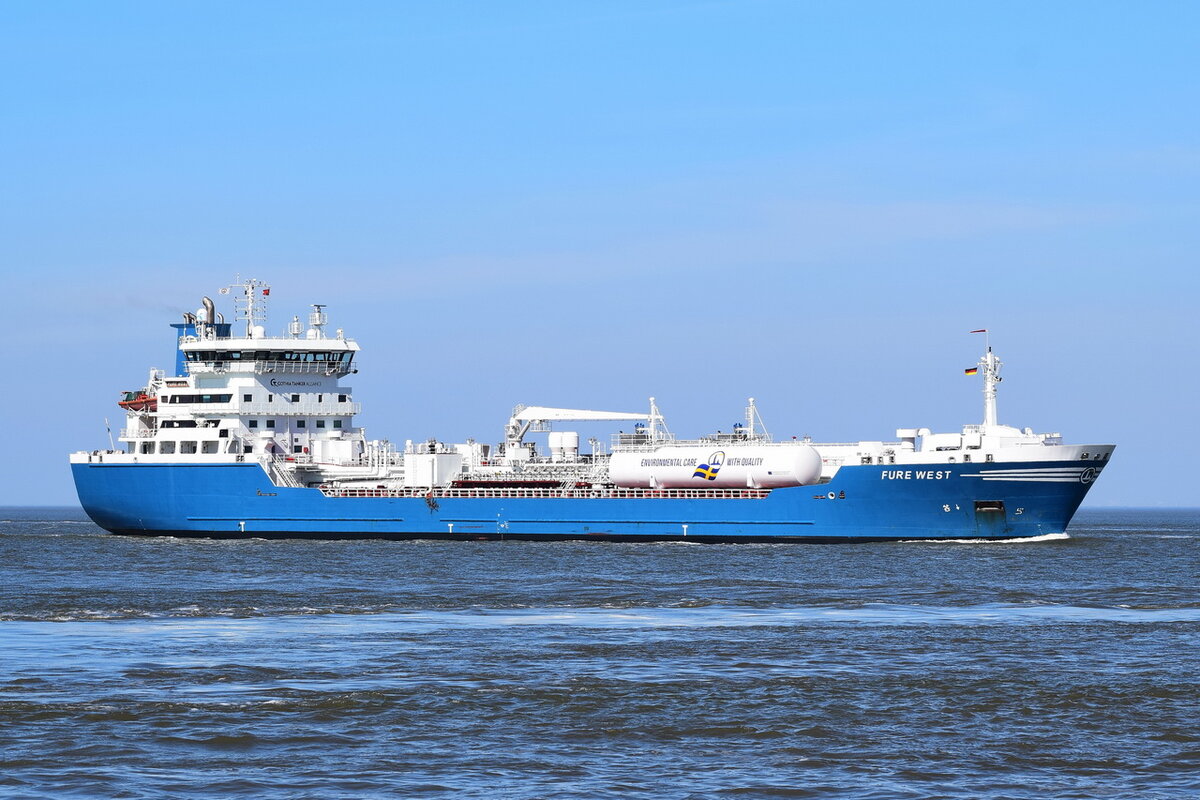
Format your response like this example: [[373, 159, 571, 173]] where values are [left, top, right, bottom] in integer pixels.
[[901, 532, 1070, 545]]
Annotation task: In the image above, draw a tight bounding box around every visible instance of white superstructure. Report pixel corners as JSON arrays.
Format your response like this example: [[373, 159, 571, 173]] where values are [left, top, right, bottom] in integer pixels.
[[72, 280, 1114, 493]]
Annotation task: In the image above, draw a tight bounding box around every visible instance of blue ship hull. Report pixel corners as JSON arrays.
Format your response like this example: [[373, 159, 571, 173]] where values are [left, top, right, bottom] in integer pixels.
[[71, 460, 1099, 541]]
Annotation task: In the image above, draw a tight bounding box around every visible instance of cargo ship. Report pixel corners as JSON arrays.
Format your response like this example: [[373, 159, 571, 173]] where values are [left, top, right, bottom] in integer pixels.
[[70, 279, 1113, 541]]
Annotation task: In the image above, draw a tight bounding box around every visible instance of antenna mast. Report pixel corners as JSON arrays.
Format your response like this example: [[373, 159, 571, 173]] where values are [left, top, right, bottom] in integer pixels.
[[971, 329, 1002, 428], [745, 397, 771, 441], [225, 276, 270, 338]]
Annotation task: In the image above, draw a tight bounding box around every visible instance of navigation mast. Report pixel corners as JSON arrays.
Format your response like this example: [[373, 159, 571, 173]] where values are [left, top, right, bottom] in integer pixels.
[[223, 276, 271, 338], [972, 329, 1002, 428]]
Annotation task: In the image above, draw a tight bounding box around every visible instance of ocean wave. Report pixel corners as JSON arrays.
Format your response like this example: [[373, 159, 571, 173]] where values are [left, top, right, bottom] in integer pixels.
[[5, 603, 1200, 628]]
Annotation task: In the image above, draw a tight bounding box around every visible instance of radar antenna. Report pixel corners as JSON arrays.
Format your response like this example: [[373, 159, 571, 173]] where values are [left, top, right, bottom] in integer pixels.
[[309, 304, 328, 338]]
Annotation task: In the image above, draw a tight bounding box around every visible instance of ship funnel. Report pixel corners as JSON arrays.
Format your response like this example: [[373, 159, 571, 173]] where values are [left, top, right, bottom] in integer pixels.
[[201, 296, 216, 325]]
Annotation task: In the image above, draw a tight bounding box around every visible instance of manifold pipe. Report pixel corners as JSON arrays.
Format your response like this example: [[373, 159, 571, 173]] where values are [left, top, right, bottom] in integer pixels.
[[201, 296, 215, 325]]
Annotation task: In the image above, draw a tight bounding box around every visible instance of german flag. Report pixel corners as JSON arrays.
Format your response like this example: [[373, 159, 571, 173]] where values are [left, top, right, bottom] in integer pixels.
[[964, 367, 979, 375]]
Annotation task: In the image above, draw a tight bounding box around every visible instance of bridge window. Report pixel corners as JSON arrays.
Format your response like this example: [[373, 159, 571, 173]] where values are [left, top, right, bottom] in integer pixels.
[[316, 420, 326, 428], [297, 420, 306, 428], [248, 420, 258, 429], [159, 441, 175, 454], [180, 441, 197, 454], [185, 350, 357, 364], [164, 394, 232, 404], [266, 419, 276, 429], [333, 420, 343, 429], [243, 394, 252, 402], [291, 394, 300, 402]]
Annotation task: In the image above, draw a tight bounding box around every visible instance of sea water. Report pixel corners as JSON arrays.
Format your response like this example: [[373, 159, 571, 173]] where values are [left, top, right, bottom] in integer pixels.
[[2, 508, 1198, 798]]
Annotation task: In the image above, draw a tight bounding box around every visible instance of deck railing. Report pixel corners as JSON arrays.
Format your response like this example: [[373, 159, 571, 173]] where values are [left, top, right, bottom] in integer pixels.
[[321, 486, 771, 500], [239, 401, 361, 416], [187, 359, 357, 376]]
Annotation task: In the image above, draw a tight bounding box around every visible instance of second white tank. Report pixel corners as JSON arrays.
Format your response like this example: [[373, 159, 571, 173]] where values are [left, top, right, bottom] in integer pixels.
[[609, 444, 822, 489]]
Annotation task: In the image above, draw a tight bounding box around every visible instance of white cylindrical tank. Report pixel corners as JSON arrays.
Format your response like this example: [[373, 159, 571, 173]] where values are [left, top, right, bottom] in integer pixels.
[[548, 431, 580, 462], [609, 444, 822, 489]]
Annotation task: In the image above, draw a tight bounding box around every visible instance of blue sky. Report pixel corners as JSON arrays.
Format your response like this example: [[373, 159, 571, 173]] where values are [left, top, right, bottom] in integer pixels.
[[2, 1, 1196, 506]]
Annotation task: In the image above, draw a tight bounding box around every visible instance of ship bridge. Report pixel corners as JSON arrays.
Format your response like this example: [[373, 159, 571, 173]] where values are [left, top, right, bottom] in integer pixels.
[[171, 279, 360, 377], [178, 339, 359, 376]]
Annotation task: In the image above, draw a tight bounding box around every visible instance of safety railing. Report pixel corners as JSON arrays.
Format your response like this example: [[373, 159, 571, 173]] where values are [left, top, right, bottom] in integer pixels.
[[239, 402, 361, 415], [259, 455, 306, 488], [187, 359, 358, 376], [321, 486, 771, 500]]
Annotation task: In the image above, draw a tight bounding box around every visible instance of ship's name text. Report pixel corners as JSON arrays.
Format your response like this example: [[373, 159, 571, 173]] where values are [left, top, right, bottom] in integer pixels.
[[879, 470, 952, 480]]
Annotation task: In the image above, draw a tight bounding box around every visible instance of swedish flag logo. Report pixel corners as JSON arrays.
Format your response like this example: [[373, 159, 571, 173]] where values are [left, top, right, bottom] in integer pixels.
[[693, 451, 725, 481]]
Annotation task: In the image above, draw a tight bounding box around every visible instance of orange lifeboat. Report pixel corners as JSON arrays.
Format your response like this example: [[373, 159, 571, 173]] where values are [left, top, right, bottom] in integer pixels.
[[118, 391, 157, 412]]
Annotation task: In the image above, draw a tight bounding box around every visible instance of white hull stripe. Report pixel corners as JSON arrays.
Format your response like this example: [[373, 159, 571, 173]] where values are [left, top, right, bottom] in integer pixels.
[[974, 477, 1085, 482], [961, 466, 1102, 484]]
